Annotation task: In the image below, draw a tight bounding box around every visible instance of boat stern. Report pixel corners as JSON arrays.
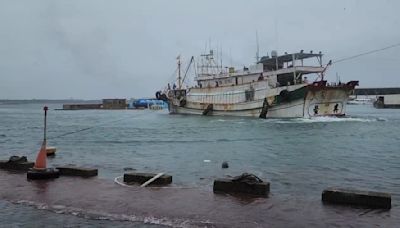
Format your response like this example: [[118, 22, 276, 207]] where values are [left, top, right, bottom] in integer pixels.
[[304, 81, 358, 118]]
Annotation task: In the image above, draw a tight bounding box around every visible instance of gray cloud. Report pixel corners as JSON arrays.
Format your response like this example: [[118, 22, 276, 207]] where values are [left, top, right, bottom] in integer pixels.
[[0, 0, 399, 99]]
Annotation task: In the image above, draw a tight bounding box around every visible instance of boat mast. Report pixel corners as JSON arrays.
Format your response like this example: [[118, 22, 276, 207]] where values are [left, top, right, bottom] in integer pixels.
[[177, 55, 181, 89], [256, 30, 260, 62]]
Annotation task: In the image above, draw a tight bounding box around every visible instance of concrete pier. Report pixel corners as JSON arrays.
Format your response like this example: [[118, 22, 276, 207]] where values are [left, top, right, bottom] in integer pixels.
[[27, 168, 60, 180], [123, 172, 172, 186], [56, 166, 98, 177], [213, 178, 270, 196], [0, 156, 34, 171], [322, 187, 391, 209]]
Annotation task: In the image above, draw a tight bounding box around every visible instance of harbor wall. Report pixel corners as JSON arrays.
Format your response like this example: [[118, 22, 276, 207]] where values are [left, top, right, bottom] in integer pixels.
[[353, 88, 400, 108], [102, 99, 127, 109], [62, 104, 102, 110], [354, 87, 400, 95], [62, 99, 127, 110]]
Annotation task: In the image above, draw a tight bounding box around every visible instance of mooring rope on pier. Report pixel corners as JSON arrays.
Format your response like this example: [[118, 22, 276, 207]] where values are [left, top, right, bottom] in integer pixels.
[[48, 117, 129, 140], [114, 176, 134, 187], [48, 110, 159, 140]]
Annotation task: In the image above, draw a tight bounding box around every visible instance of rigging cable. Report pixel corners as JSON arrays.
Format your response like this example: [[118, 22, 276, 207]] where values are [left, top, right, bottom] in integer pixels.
[[333, 42, 400, 64], [181, 56, 195, 84]]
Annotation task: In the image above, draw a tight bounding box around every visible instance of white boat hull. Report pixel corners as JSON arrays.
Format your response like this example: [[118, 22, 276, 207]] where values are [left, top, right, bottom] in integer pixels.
[[168, 85, 352, 118]]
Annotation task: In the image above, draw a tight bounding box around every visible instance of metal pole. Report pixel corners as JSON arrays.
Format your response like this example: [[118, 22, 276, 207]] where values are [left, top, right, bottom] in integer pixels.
[[178, 57, 181, 89], [44, 106, 48, 141], [293, 54, 296, 85]]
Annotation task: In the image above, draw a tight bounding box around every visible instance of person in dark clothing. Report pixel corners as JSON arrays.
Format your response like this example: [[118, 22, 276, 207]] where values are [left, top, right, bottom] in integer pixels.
[[333, 104, 339, 113], [313, 105, 319, 115]]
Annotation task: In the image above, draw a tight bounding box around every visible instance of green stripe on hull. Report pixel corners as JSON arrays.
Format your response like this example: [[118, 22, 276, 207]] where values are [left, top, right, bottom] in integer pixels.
[[275, 86, 308, 105]]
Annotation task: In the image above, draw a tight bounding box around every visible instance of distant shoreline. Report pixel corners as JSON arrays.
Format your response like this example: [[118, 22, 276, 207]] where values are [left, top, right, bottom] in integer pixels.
[[0, 99, 101, 105]]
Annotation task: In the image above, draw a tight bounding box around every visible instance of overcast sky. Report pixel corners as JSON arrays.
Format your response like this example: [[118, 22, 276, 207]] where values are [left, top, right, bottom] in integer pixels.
[[1, 0, 399, 99]]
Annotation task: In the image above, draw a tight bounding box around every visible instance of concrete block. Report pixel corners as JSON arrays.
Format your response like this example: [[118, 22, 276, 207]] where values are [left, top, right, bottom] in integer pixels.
[[56, 166, 98, 177], [123, 172, 172, 186], [27, 168, 60, 180], [213, 178, 270, 196], [322, 187, 391, 209], [0, 160, 34, 171]]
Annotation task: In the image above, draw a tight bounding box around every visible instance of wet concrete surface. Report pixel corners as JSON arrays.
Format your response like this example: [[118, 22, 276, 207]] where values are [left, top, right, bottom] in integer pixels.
[[0, 170, 398, 227]]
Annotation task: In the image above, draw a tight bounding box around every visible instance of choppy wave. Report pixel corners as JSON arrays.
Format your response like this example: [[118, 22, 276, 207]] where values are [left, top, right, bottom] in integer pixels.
[[53, 139, 214, 144], [12, 200, 209, 228], [262, 116, 385, 124], [211, 116, 386, 125]]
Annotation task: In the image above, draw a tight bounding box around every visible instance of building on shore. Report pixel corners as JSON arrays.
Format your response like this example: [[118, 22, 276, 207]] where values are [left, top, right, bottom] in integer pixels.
[[374, 94, 400, 108], [102, 99, 127, 109], [62, 103, 102, 110], [352, 87, 400, 109], [62, 99, 127, 110]]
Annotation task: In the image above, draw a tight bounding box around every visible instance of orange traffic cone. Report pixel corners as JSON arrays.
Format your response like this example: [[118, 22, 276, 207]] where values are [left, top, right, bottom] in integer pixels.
[[33, 140, 47, 170], [27, 106, 59, 180]]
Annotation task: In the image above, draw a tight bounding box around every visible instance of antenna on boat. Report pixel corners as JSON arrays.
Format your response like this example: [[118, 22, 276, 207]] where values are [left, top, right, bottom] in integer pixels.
[[336, 72, 342, 84], [229, 48, 232, 67], [336, 72, 339, 84], [220, 45, 223, 72], [256, 30, 260, 62]]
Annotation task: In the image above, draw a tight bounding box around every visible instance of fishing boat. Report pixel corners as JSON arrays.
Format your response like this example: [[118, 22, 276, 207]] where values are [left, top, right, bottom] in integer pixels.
[[156, 50, 358, 118]]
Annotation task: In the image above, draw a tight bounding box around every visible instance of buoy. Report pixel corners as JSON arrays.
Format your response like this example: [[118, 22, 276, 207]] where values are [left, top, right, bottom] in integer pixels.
[[222, 161, 229, 169], [27, 106, 60, 180], [46, 147, 57, 156]]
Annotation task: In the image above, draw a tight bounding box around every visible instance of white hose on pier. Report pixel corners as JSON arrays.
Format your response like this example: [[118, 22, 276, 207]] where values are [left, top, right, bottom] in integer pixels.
[[114, 176, 134, 187]]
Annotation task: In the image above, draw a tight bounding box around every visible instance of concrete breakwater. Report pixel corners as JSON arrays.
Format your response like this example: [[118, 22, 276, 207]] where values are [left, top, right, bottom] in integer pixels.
[[62, 99, 127, 110], [61, 98, 167, 110]]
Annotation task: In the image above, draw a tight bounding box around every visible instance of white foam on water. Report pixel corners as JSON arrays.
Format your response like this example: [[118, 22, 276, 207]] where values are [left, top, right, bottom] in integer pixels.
[[262, 116, 384, 124], [213, 118, 246, 123], [12, 199, 204, 228]]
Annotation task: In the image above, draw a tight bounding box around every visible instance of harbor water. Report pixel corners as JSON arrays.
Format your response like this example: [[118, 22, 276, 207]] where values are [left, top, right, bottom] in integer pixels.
[[0, 102, 399, 227]]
